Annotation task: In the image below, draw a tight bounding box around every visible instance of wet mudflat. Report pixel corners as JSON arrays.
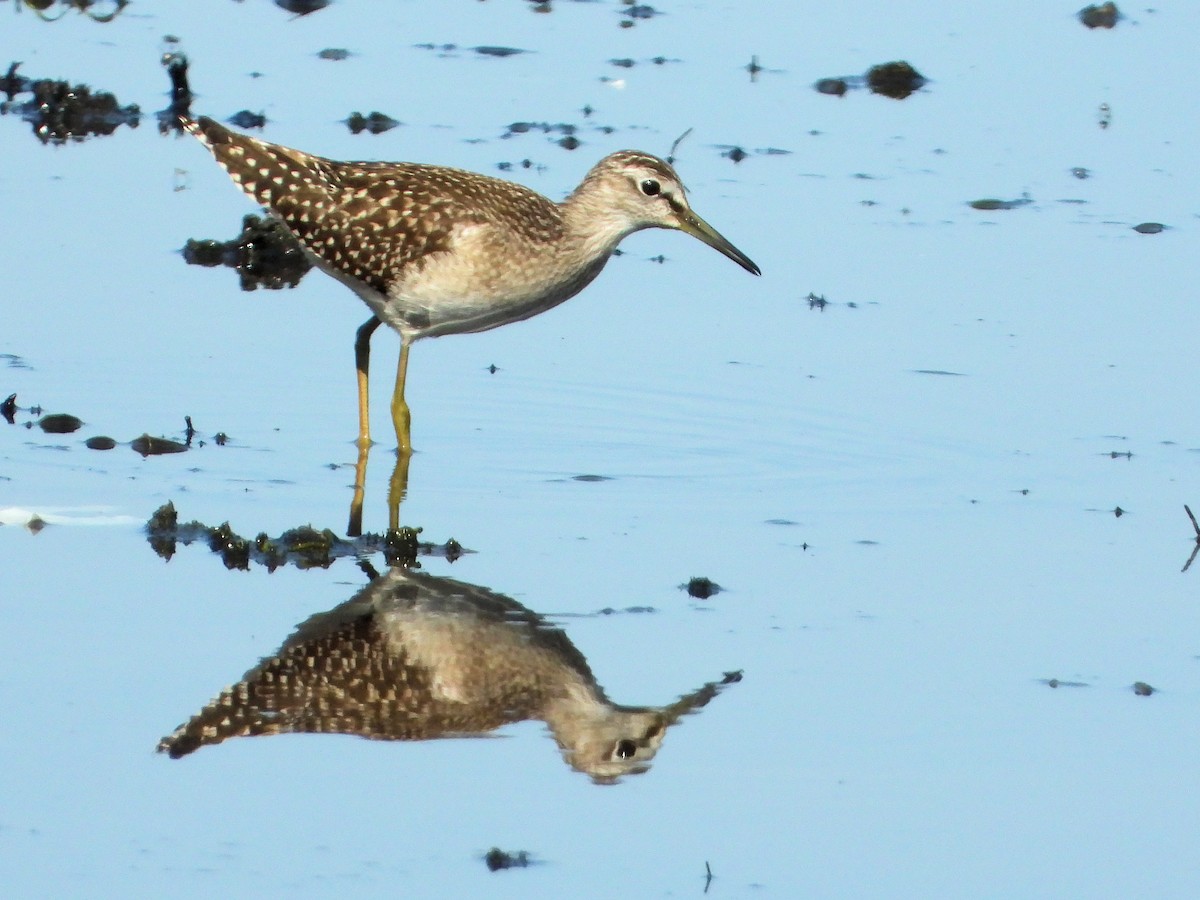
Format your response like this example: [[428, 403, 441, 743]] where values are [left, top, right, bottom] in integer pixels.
[[3, 1, 1200, 897]]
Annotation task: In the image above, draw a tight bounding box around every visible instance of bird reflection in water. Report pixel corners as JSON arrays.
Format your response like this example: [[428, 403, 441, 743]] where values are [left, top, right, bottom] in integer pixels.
[[158, 566, 740, 783]]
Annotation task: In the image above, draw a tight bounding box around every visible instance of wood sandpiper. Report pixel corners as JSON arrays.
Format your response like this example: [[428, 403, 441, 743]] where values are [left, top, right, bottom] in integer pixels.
[[181, 115, 760, 452]]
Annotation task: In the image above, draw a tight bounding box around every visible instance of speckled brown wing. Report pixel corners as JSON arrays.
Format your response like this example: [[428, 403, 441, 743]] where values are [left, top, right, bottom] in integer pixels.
[[156, 609, 535, 758], [182, 116, 460, 294]]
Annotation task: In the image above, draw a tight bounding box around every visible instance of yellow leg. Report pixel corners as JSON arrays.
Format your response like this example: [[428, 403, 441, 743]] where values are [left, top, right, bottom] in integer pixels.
[[347, 439, 370, 538], [386, 446, 412, 532], [354, 317, 381, 448], [391, 340, 412, 455]]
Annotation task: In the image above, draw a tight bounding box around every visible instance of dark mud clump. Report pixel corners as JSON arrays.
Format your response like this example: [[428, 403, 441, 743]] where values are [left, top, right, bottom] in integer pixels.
[[814, 78, 849, 97], [969, 196, 1033, 210], [866, 61, 927, 100], [182, 214, 312, 290], [683, 576, 722, 599], [1133, 222, 1165, 234], [4, 394, 195, 452], [474, 46, 527, 58], [274, 0, 330, 15], [0, 62, 140, 144], [131, 434, 189, 457], [228, 110, 266, 130], [503, 120, 580, 149], [38, 413, 83, 434], [1132, 681, 1154, 696], [1079, 2, 1119, 29], [145, 501, 465, 570], [346, 111, 400, 135], [484, 848, 532, 871], [814, 62, 926, 100], [620, 4, 659, 27], [510, 122, 572, 137]]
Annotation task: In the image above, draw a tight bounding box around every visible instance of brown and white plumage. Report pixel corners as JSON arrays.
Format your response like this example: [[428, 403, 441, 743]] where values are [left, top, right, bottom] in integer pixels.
[[156, 567, 738, 782], [180, 115, 759, 450]]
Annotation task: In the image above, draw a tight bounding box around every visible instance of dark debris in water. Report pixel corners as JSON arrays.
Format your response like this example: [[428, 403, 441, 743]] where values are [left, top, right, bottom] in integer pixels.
[[38, 413, 83, 434], [682, 577, 722, 599], [474, 46, 528, 58], [182, 214, 312, 291], [317, 48, 351, 61], [716, 145, 791, 164], [0, 62, 140, 144], [503, 121, 581, 148], [969, 196, 1033, 211], [867, 61, 927, 99], [411, 43, 529, 59], [1133, 222, 1165, 234], [2, 394, 213, 452], [608, 56, 677, 68], [12, 0, 128, 22], [597, 605, 657, 616], [815, 77, 849, 97], [146, 501, 467, 571], [815, 61, 926, 100], [228, 110, 266, 130], [1041, 678, 1089, 688], [745, 55, 783, 82], [346, 111, 400, 134], [484, 848, 533, 872], [496, 159, 539, 174], [620, 3, 659, 27], [804, 292, 867, 314], [274, 0, 330, 15], [1079, 2, 1120, 29], [1132, 681, 1154, 696], [131, 434, 188, 457]]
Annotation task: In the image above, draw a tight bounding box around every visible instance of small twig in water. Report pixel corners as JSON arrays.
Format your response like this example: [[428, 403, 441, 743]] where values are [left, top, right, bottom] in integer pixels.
[[667, 127, 693, 165], [1182, 505, 1200, 573]]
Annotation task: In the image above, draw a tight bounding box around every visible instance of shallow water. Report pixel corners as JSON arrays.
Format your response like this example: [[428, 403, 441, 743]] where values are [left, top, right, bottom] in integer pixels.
[[3, 1, 1200, 896]]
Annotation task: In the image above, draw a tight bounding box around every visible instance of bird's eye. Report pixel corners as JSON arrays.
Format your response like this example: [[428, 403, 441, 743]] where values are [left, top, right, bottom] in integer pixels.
[[615, 740, 637, 759], [640, 179, 661, 196]]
